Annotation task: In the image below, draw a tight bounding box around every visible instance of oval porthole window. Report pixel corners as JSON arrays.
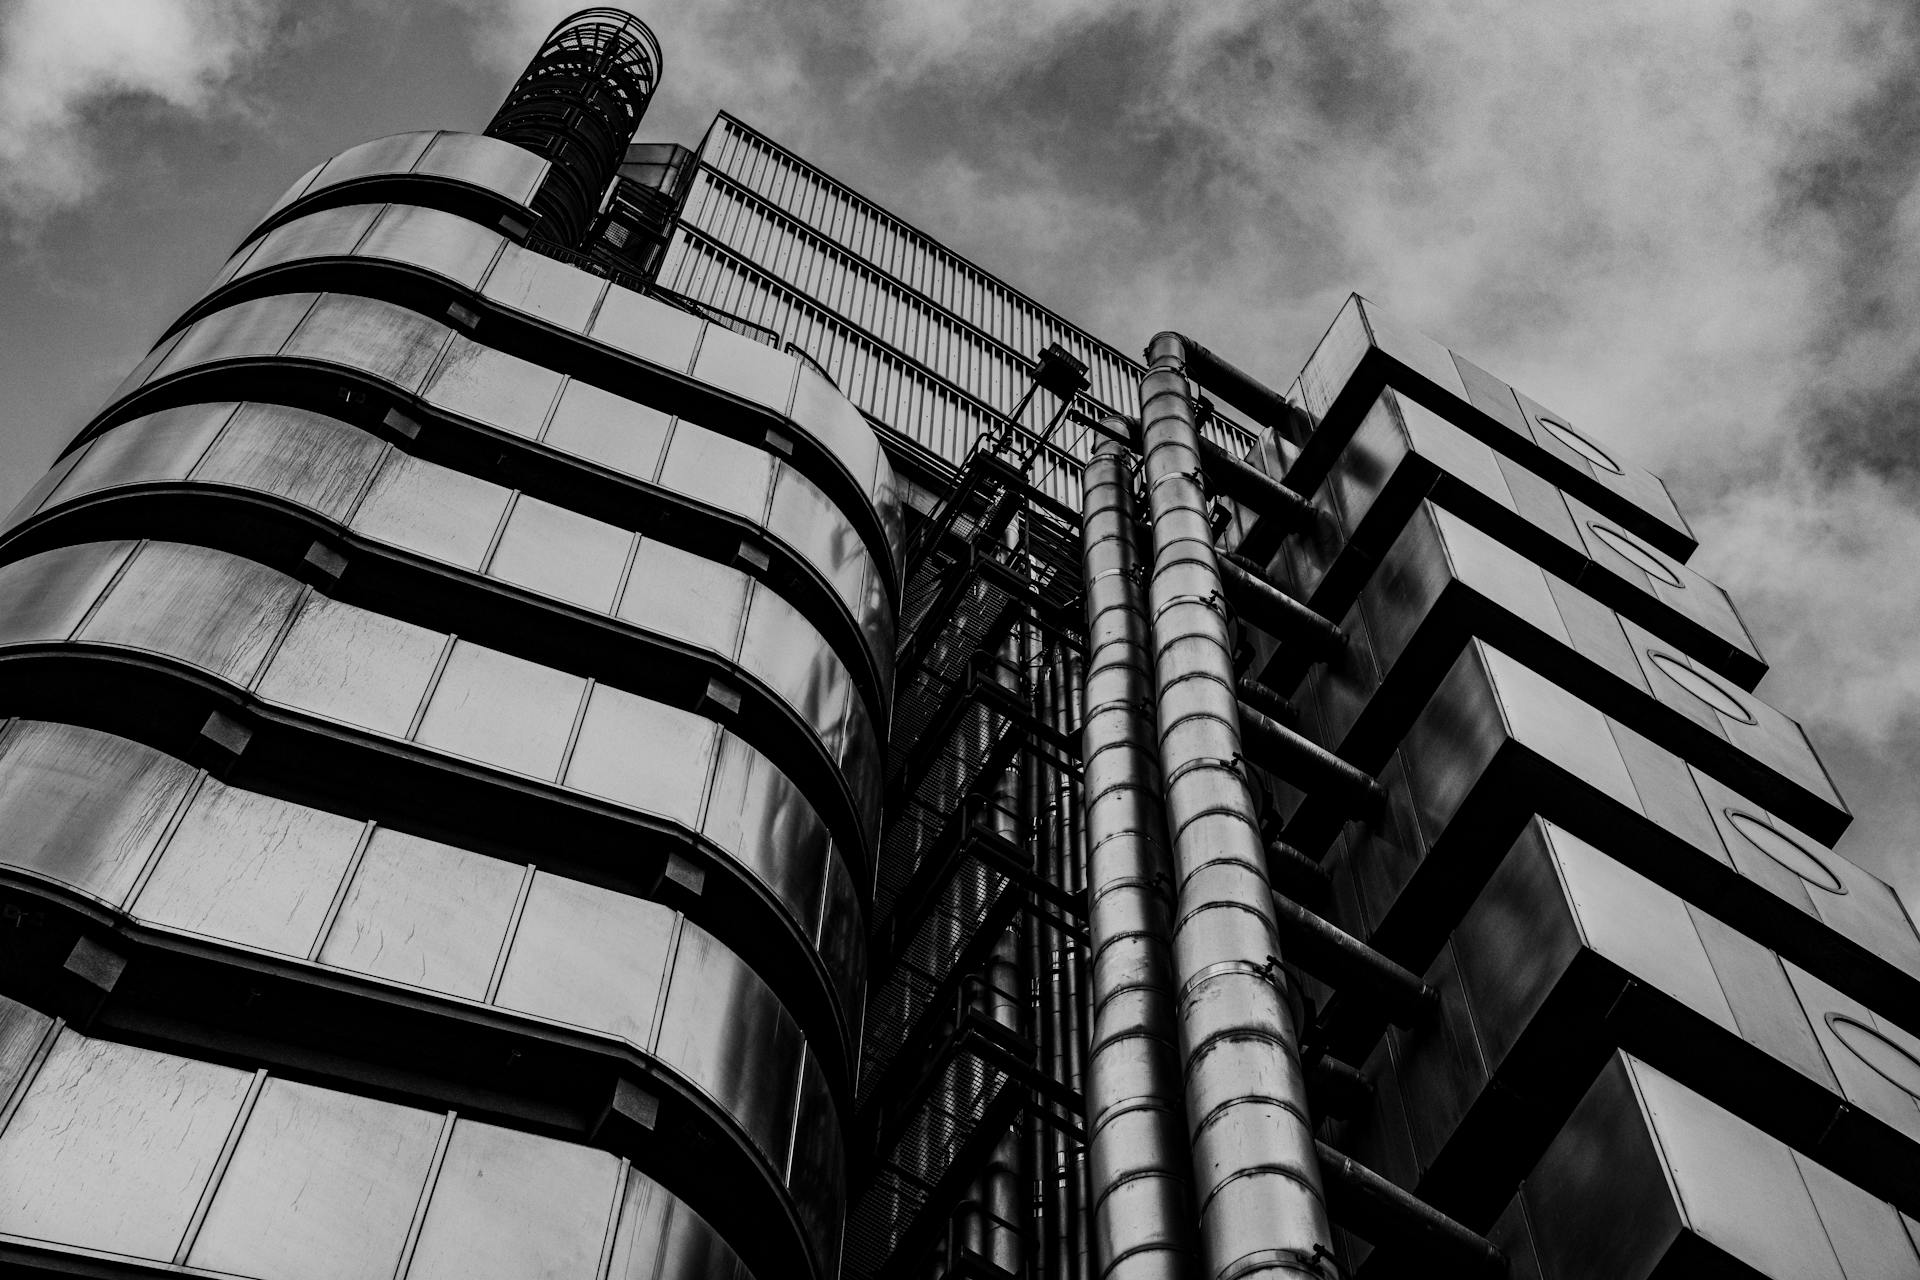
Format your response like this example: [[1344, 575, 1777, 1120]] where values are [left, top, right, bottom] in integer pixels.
[[1725, 809, 1845, 893], [1536, 415, 1622, 474], [1587, 523, 1682, 587], [1828, 1014, 1920, 1099], [1648, 650, 1757, 724]]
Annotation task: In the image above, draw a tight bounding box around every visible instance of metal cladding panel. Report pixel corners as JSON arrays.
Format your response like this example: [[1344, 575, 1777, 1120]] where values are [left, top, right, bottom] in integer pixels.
[[1289, 294, 1696, 561], [1519, 1054, 1920, 1280]]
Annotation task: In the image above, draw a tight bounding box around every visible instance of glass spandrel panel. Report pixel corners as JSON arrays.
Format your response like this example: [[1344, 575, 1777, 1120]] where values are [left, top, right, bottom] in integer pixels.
[[691, 323, 796, 412], [232, 203, 381, 281], [48, 403, 234, 508], [0, 720, 195, 906], [349, 451, 510, 571], [767, 465, 868, 607], [317, 827, 520, 997], [492, 873, 675, 1047], [192, 402, 388, 522], [424, 337, 564, 438], [789, 362, 882, 499], [656, 924, 803, 1162], [658, 425, 774, 522], [133, 778, 363, 955], [153, 292, 319, 383], [481, 243, 605, 332], [589, 286, 702, 371], [0, 541, 137, 649], [282, 294, 450, 394], [256, 594, 444, 735], [415, 641, 584, 780], [414, 132, 548, 205], [187, 1078, 441, 1280], [563, 684, 716, 826], [0, 1033, 252, 1258], [312, 131, 435, 193], [488, 494, 630, 612], [702, 734, 827, 925], [618, 538, 749, 656], [542, 378, 672, 480], [406, 1119, 618, 1280], [354, 204, 501, 290], [80, 542, 303, 685]]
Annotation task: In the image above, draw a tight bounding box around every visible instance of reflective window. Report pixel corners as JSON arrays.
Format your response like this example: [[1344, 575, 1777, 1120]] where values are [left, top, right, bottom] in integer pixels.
[[659, 424, 774, 522], [0, 541, 136, 649], [0, 1033, 252, 1258], [0, 720, 195, 906], [257, 594, 445, 735], [542, 377, 672, 481], [702, 732, 827, 928], [692, 322, 796, 413], [407, 1119, 619, 1280], [493, 873, 676, 1047], [482, 243, 605, 332], [424, 336, 564, 438], [350, 451, 511, 571], [187, 1079, 442, 1280], [192, 403, 388, 522], [233, 203, 381, 281], [618, 538, 749, 656], [81, 542, 302, 685], [283, 294, 451, 394], [354, 204, 501, 290], [133, 779, 364, 955], [656, 924, 802, 1162], [488, 494, 632, 612], [589, 286, 702, 371], [414, 132, 548, 203], [317, 827, 522, 998], [49, 403, 233, 509], [153, 292, 319, 384], [415, 640, 585, 779], [313, 131, 435, 192], [563, 683, 716, 826]]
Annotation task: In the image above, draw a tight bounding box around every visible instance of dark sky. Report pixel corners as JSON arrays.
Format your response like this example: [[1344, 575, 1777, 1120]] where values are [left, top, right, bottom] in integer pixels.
[[4, 0, 1920, 910]]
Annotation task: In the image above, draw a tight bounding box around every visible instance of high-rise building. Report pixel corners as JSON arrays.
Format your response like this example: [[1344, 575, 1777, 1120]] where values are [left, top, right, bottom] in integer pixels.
[[1, 10, 1917, 1280]]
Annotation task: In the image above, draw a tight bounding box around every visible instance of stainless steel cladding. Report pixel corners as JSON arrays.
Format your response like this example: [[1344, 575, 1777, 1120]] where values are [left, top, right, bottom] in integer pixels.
[[1136, 335, 1329, 1278], [1079, 438, 1198, 1279]]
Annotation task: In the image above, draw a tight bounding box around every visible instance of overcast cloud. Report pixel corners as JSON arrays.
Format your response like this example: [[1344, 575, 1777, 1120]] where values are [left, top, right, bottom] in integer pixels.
[[2, 0, 1918, 906]]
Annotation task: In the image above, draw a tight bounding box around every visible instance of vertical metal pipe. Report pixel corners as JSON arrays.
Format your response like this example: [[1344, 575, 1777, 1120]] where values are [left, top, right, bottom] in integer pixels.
[[1137, 338, 1331, 1280], [1079, 439, 1198, 1280]]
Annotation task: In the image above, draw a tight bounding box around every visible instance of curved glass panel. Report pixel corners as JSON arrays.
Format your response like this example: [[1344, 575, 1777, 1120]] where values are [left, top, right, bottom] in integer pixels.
[[0, 540, 136, 649], [50, 402, 233, 511], [234, 202, 382, 281], [356, 203, 501, 290], [312, 131, 436, 196], [125, 301, 891, 673], [284, 293, 451, 393], [192, 402, 389, 522], [259, 156, 326, 224], [413, 131, 548, 204], [153, 291, 318, 383], [78, 541, 301, 684], [0, 1028, 806, 1279]]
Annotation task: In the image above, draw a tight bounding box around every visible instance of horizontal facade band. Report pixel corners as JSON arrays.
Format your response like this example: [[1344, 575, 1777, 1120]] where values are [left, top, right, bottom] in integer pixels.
[[0, 540, 869, 1079], [0, 994, 817, 1279], [156, 199, 904, 586], [43, 297, 897, 717], [3, 401, 881, 862]]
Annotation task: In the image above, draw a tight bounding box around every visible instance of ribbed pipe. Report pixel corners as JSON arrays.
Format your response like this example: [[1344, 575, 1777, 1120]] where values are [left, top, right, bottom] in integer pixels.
[[1138, 335, 1331, 1280], [1080, 439, 1198, 1280]]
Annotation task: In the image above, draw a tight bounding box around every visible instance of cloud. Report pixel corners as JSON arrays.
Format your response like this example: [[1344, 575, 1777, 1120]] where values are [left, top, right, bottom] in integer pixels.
[[0, 0, 280, 226]]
